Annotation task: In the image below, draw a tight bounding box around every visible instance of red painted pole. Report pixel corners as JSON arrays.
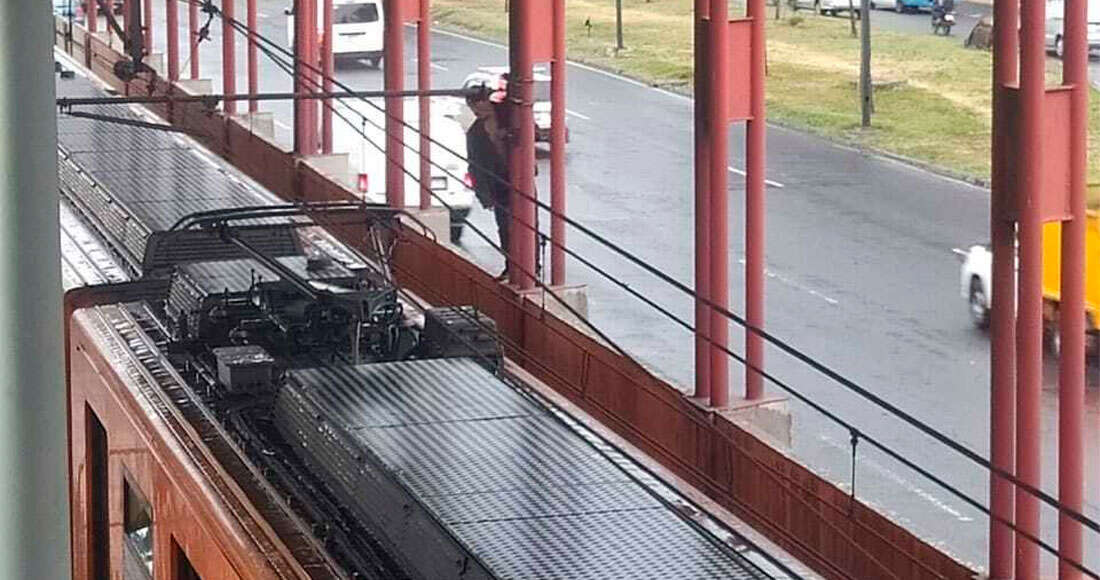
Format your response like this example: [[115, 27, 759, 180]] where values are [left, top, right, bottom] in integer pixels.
[[549, 0, 566, 285], [166, 0, 179, 82], [248, 0, 259, 113], [1015, 0, 1045, 571], [509, 0, 538, 290], [222, 0, 237, 115], [988, 0, 1018, 574], [707, 0, 730, 408], [384, 0, 405, 208], [87, 0, 97, 33], [294, 0, 316, 155], [418, 0, 432, 210], [322, 0, 333, 153], [1058, 0, 1087, 573], [693, 0, 711, 402], [745, 0, 766, 401], [142, 0, 152, 54], [122, 0, 130, 40], [188, 0, 199, 79]]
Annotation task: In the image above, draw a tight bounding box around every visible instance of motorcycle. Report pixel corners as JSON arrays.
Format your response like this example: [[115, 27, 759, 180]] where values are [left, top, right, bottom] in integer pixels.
[[931, 9, 956, 35]]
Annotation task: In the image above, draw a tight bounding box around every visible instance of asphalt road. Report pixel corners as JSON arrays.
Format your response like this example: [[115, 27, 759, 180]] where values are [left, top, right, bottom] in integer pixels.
[[131, 2, 1100, 573]]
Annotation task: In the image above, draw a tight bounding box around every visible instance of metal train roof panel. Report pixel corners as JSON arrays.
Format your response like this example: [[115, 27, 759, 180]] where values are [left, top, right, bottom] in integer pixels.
[[283, 359, 768, 580]]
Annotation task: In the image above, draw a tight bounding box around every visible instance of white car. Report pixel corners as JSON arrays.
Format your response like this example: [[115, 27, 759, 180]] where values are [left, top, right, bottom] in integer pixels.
[[462, 66, 567, 143], [1045, 0, 1100, 57], [957, 244, 992, 329], [791, 0, 859, 16], [286, 0, 384, 68], [332, 97, 475, 243]]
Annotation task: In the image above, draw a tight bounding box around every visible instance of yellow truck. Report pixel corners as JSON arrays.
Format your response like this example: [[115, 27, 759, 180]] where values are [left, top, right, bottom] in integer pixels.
[[959, 211, 1100, 353]]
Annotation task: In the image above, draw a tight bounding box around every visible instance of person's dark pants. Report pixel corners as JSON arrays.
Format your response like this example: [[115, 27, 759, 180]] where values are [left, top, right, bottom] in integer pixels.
[[494, 202, 541, 278], [494, 204, 511, 259]]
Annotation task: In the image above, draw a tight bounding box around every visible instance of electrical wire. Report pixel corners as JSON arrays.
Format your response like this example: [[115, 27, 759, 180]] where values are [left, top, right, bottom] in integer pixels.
[[103, 1, 1100, 557]]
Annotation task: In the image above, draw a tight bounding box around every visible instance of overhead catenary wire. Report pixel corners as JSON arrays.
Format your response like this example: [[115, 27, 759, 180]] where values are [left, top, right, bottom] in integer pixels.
[[244, 38, 643, 373], [130, 0, 1100, 548]]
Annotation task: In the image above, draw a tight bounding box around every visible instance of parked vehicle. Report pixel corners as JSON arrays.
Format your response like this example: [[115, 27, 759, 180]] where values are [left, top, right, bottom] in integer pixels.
[[333, 97, 475, 243], [958, 210, 1100, 353], [931, 9, 956, 34], [869, 0, 934, 13], [462, 66, 568, 144], [790, 0, 859, 17], [1045, 0, 1100, 57], [286, 0, 384, 68]]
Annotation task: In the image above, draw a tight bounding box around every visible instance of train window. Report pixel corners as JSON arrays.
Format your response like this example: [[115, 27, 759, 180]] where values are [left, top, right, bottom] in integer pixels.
[[171, 537, 201, 580], [86, 405, 109, 580], [123, 476, 154, 579]]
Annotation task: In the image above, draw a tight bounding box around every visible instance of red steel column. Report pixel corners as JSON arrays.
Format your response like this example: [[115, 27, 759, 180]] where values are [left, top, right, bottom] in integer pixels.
[[142, 0, 152, 52], [222, 0, 237, 115], [693, 0, 711, 401], [549, 0, 566, 285], [1059, 0, 1087, 573], [294, 0, 317, 155], [87, 0, 97, 33], [509, 0, 539, 290], [248, 0, 259, 113], [166, 0, 179, 81], [745, 0, 767, 401], [384, 0, 405, 208], [708, 0, 730, 407], [123, 0, 131, 39], [988, 0, 1018, 573], [188, 0, 199, 79], [1015, 0, 1045, 571], [418, 0, 432, 210], [322, 0, 334, 153]]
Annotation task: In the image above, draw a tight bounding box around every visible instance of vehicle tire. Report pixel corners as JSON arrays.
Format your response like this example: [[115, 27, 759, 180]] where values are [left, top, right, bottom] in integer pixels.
[[969, 276, 990, 330], [1055, 36, 1064, 59], [366, 57, 381, 69], [1046, 312, 1062, 357], [450, 224, 465, 244]]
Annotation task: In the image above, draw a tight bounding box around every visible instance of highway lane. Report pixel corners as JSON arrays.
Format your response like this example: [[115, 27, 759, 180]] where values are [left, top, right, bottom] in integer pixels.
[[131, 2, 1100, 572]]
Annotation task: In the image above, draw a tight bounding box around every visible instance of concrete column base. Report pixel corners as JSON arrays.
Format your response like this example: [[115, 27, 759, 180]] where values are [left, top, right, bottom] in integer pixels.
[[301, 153, 351, 185], [713, 396, 793, 450], [175, 78, 214, 95], [145, 52, 165, 76], [402, 207, 451, 244], [231, 112, 276, 140], [519, 284, 590, 323]]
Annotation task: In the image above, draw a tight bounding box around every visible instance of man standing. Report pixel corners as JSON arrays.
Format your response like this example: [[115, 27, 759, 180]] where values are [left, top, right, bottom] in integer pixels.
[[466, 86, 512, 280]]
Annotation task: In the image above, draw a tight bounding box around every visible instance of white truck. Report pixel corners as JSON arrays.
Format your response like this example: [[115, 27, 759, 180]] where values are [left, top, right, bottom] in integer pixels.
[[286, 0, 384, 68], [958, 214, 1100, 354], [332, 97, 475, 243]]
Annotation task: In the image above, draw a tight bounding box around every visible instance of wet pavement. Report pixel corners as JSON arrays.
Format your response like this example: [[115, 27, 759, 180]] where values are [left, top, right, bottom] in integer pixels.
[[113, 1, 1100, 573]]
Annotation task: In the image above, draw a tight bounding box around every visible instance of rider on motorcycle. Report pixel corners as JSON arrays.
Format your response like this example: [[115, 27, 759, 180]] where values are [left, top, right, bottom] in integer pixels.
[[932, 0, 955, 21]]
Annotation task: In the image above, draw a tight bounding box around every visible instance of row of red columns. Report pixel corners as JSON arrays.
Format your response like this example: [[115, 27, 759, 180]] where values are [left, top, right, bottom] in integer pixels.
[[119, 0, 257, 104], [693, 0, 767, 407], [988, 0, 1088, 574]]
